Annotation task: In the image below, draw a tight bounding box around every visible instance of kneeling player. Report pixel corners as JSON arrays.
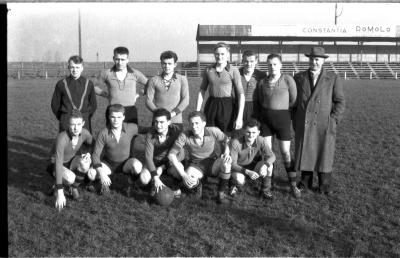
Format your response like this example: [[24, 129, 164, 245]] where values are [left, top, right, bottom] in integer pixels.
[[91, 104, 141, 194], [168, 111, 231, 201], [228, 119, 276, 200], [47, 110, 94, 211], [128, 108, 183, 197]]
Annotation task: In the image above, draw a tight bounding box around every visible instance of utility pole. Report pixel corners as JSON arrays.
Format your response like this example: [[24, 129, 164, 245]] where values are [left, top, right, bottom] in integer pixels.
[[334, 3, 343, 25], [334, 3, 343, 47], [96, 52, 99, 62], [78, 9, 82, 57]]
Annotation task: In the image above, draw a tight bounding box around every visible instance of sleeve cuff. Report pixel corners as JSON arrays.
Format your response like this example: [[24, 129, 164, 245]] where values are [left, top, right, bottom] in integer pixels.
[[172, 108, 181, 115], [93, 163, 102, 169], [150, 170, 158, 177], [241, 167, 246, 174]]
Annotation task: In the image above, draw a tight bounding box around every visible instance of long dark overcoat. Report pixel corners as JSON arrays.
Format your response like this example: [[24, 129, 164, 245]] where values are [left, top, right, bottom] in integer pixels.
[[293, 68, 345, 173]]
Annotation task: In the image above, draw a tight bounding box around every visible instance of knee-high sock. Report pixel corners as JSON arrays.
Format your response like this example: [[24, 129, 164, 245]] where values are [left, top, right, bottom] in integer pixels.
[[218, 172, 231, 192], [261, 176, 272, 192], [284, 161, 297, 186]]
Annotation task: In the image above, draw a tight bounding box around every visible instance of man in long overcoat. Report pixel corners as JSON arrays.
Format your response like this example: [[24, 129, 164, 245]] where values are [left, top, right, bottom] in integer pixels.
[[293, 47, 345, 195]]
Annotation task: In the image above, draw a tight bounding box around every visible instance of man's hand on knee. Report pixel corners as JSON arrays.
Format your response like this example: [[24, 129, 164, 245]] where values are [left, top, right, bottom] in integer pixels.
[[245, 169, 259, 180], [182, 173, 197, 188]]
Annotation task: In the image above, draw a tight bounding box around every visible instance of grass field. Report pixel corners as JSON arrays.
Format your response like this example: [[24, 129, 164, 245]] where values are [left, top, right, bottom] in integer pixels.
[[8, 78, 400, 257]]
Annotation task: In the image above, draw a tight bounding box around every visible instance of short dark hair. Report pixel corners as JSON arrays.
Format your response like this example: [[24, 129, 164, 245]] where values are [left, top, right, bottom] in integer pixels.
[[160, 51, 178, 63], [107, 104, 125, 116], [267, 53, 282, 63], [214, 42, 230, 52], [68, 109, 83, 121], [114, 46, 129, 56], [242, 50, 257, 59], [153, 108, 171, 121], [245, 118, 261, 130], [68, 55, 83, 65], [188, 111, 206, 122]]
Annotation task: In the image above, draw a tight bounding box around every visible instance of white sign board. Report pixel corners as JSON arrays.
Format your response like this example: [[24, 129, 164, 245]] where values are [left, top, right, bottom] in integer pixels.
[[251, 25, 399, 37]]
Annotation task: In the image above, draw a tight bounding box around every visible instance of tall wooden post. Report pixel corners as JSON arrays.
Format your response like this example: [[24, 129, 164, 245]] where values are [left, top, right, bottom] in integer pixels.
[[78, 9, 82, 57]]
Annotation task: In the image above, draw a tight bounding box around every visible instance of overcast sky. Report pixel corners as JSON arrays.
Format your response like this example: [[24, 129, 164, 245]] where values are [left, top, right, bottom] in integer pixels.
[[7, 2, 400, 62]]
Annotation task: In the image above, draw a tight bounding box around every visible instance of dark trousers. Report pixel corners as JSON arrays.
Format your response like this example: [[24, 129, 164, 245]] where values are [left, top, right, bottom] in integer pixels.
[[300, 171, 332, 192]]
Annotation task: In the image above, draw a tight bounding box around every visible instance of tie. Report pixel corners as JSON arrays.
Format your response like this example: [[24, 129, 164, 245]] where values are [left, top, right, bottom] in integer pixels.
[[311, 73, 317, 89]]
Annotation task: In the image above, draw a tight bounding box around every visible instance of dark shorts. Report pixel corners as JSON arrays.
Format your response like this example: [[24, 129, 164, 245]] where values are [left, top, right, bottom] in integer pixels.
[[243, 101, 255, 125], [234, 155, 263, 174], [204, 97, 234, 133], [105, 105, 138, 126], [260, 109, 292, 141], [103, 158, 130, 174], [188, 157, 217, 176]]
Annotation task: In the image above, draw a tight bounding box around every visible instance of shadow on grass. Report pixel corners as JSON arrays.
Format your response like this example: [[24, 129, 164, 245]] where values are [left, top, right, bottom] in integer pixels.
[[8, 135, 54, 194], [7, 134, 150, 195]]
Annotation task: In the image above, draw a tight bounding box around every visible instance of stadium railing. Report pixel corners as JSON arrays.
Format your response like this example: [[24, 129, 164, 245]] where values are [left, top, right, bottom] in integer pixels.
[[7, 61, 400, 79]]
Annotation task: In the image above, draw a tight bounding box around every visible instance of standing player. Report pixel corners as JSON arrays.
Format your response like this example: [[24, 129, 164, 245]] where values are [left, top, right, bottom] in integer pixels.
[[239, 50, 266, 125], [254, 53, 300, 198], [222, 119, 276, 202], [129, 108, 183, 197], [196, 42, 245, 134], [91, 104, 141, 194], [293, 47, 345, 195], [51, 55, 97, 132], [95, 46, 148, 125], [145, 51, 189, 129], [168, 111, 231, 202], [46, 110, 94, 211]]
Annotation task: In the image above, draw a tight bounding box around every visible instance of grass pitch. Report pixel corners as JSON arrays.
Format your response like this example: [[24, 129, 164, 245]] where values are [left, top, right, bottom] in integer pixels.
[[7, 78, 400, 257]]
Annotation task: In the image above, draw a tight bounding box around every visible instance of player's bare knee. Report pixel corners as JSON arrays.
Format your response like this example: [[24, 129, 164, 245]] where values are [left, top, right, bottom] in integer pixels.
[[258, 164, 268, 175], [87, 167, 97, 181], [139, 170, 151, 185], [132, 159, 143, 175], [233, 172, 245, 185], [62, 168, 76, 185]]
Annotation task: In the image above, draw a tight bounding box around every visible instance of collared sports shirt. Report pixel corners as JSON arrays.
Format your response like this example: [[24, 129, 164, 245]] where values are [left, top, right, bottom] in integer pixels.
[[254, 74, 297, 110], [200, 63, 244, 98], [169, 127, 227, 162], [145, 124, 182, 174], [99, 65, 148, 106], [230, 135, 276, 172], [145, 72, 189, 123], [49, 128, 93, 182], [92, 123, 138, 168], [239, 68, 266, 102]]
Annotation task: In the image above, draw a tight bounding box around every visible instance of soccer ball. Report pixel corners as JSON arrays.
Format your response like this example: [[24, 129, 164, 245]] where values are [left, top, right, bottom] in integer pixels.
[[154, 185, 175, 206]]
